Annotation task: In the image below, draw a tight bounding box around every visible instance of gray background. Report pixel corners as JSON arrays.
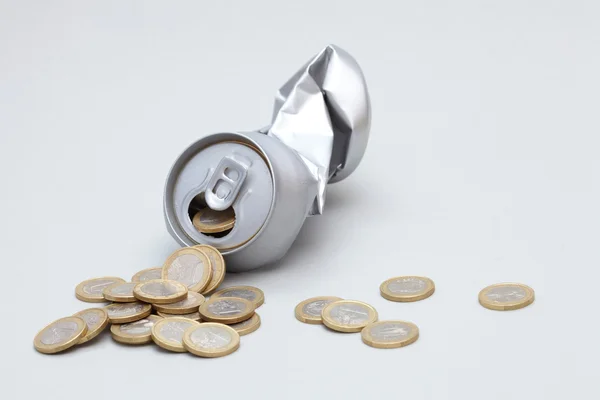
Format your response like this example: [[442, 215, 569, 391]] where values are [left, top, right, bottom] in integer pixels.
[[1, 1, 599, 399]]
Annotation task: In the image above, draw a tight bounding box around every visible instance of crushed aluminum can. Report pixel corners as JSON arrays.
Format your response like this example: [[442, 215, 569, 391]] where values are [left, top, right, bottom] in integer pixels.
[[164, 44, 371, 272]]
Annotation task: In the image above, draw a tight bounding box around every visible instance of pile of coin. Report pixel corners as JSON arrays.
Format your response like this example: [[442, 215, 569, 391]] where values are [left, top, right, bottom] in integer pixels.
[[33, 244, 264, 357]]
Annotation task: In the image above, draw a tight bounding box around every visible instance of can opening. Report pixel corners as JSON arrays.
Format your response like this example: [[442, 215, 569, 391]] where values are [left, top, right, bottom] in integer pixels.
[[187, 192, 235, 238]]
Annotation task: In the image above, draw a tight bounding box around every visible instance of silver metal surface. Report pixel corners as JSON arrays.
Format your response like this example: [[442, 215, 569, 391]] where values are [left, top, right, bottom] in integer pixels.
[[484, 286, 527, 303], [188, 325, 232, 349], [204, 156, 248, 211], [328, 303, 371, 326], [368, 322, 414, 342], [207, 299, 249, 317], [40, 320, 80, 345]]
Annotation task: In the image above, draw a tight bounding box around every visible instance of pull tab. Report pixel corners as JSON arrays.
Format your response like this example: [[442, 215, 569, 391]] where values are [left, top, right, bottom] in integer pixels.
[[205, 156, 249, 211]]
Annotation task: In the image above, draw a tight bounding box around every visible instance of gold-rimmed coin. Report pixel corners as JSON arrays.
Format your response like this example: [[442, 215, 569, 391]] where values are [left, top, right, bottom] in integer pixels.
[[74, 308, 109, 344], [75, 276, 125, 303], [321, 300, 378, 333], [211, 286, 264, 308], [131, 267, 162, 283], [151, 317, 201, 352], [192, 208, 235, 234], [152, 292, 205, 314], [157, 311, 202, 322], [110, 315, 163, 345], [380, 276, 435, 302], [102, 282, 137, 303], [34, 316, 88, 354], [361, 320, 419, 349], [479, 283, 535, 311], [199, 297, 255, 324], [104, 302, 152, 324], [162, 247, 212, 293], [133, 279, 188, 304], [295, 296, 343, 324], [183, 323, 240, 358], [194, 245, 226, 294], [230, 313, 261, 336]]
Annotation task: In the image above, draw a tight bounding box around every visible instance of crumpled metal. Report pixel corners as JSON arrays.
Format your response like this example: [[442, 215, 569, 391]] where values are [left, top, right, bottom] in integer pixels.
[[264, 44, 371, 215]]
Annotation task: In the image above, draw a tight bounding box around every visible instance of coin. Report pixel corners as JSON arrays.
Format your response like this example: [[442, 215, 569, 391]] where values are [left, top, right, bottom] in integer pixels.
[[102, 282, 137, 303], [379, 276, 435, 302], [151, 317, 201, 352], [211, 286, 264, 308], [157, 311, 202, 322], [34, 316, 88, 354], [162, 248, 212, 293], [104, 302, 152, 324], [229, 313, 261, 336], [294, 296, 343, 324], [183, 323, 240, 358], [199, 297, 255, 324], [75, 277, 126, 303], [192, 208, 235, 234], [361, 320, 420, 349], [131, 267, 162, 283], [73, 308, 109, 344], [321, 300, 378, 333], [111, 315, 163, 345], [194, 245, 226, 294], [479, 283, 535, 311], [153, 292, 205, 314], [133, 279, 188, 304]]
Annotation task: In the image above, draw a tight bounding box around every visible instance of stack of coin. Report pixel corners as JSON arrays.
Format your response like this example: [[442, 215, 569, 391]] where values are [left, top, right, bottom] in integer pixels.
[[34, 245, 264, 358]]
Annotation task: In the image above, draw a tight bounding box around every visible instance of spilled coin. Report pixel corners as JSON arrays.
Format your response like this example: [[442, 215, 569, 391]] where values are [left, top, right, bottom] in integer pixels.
[[230, 313, 261, 336], [131, 267, 162, 283], [295, 296, 343, 325], [111, 315, 163, 345], [479, 283, 535, 311], [152, 292, 205, 314], [157, 311, 202, 322], [34, 316, 88, 354], [73, 308, 109, 344], [192, 208, 235, 234], [162, 248, 212, 293], [183, 323, 240, 358], [151, 317, 200, 352], [194, 245, 226, 294], [211, 286, 264, 308], [199, 297, 255, 324], [361, 320, 419, 349], [321, 300, 378, 333], [75, 277, 125, 303], [379, 276, 435, 302], [133, 279, 188, 304], [104, 302, 152, 324], [102, 282, 137, 303]]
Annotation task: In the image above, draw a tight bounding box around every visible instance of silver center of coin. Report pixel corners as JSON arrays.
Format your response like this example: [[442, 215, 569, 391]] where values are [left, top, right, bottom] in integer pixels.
[[485, 286, 527, 303], [40, 321, 79, 345], [165, 294, 197, 308], [79, 311, 102, 329], [189, 326, 232, 349], [120, 318, 156, 335], [141, 281, 179, 297], [166, 254, 205, 287], [109, 282, 136, 295], [107, 303, 145, 316], [159, 321, 195, 344], [303, 300, 336, 317], [207, 299, 247, 316], [83, 279, 119, 295], [369, 323, 412, 342], [218, 289, 256, 301], [387, 278, 427, 294], [138, 269, 162, 282], [329, 303, 370, 325]]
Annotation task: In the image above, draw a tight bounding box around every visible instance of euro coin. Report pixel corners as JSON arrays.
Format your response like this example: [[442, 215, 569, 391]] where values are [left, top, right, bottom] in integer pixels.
[[75, 276, 125, 303], [131, 267, 162, 283], [152, 292, 205, 314], [361, 320, 419, 349], [321, 300, 378, 333], [111, 315, 163, 345], [74, 308, 109, 344], [151, 317, 201, 352], [133, 279, 188, 304], [479, 283, 535, 311], [380, 276, 435, 302], [105, 302, 152, 324], [211, 286, 264, 308], [183, 323, 240, 358], [102, 282, 137, 303], [194, 245, 226, 294], [199, 297, 255, 324], [162, 248, 212, 293], [34, 316, 88, 354], [295, 296, 343, 324], [230, 313, 261, 336], [157, 311, 202, 322], [192, 208, 235, 234]]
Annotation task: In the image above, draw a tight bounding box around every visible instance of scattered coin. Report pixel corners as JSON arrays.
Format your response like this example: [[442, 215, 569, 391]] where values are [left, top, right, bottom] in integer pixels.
[[321, 300, 378, 333], [131, 267, 162, 283], [183, 323, 240, 358], [162, 248, 212, 293], [479, 283, 535, 311], [295, 296, 343, 325], [380, 276, 435, 302], [230, 313, 261, 336], [105, 302, 152, 324], [151, 317, 201, 352], [75, 277, 126, 303], [192, 208, 235, 233], [33, 316, 88, 354], [153, 292, 205, 314], [73, 308, 109, 344], [211, 286, 264, 308], [199, 297, 255, 324], [133, 279, 188, 304], [157, 311, 202, 322], [361, 320, 419, 349], [102, 282, 137, 303], [194, 245, 226, 294], [111, 315, 163, 345]]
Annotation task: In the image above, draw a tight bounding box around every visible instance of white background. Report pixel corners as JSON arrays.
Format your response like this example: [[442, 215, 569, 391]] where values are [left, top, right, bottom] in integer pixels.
[[1, 1, 599, 399]]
